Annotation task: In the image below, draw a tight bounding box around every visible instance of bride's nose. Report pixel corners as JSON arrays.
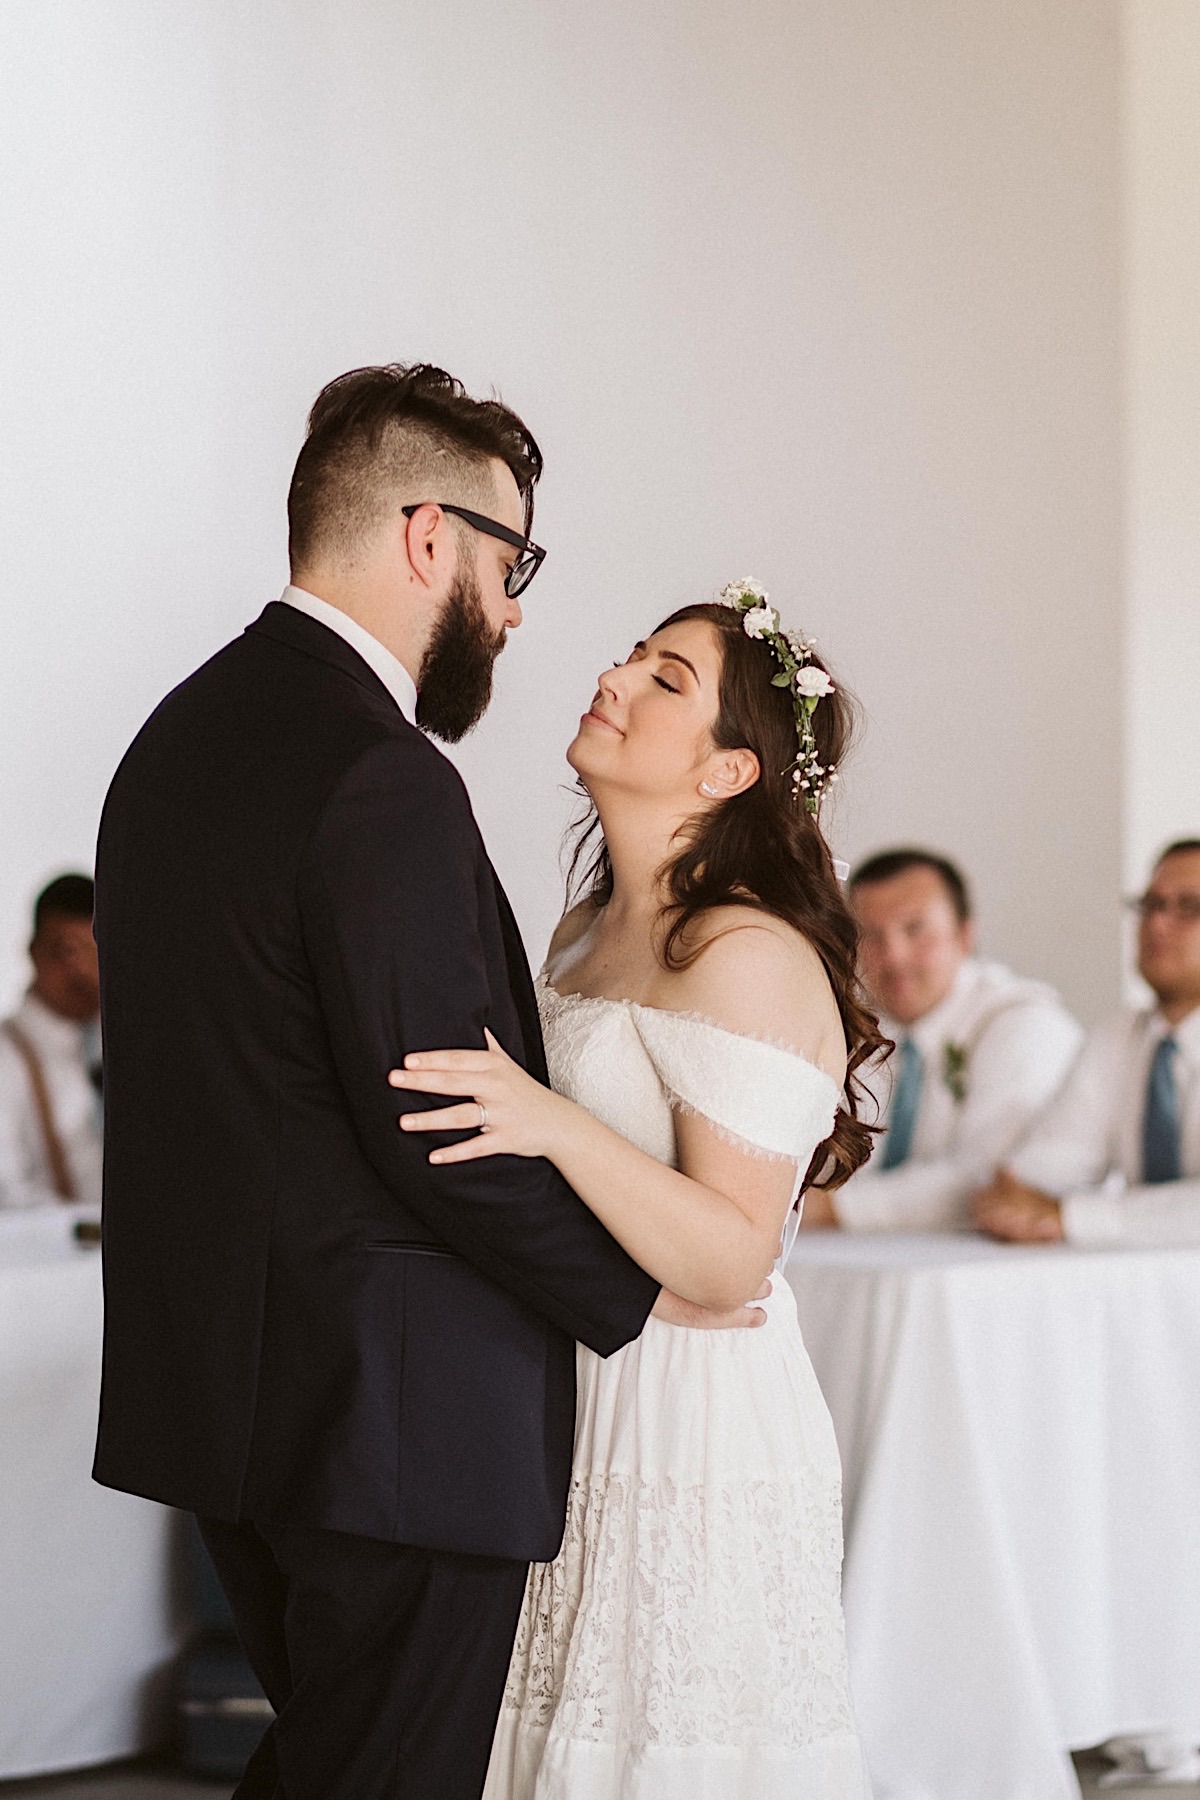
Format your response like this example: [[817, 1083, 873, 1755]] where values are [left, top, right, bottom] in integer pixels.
[[596, 665, 622, 703]]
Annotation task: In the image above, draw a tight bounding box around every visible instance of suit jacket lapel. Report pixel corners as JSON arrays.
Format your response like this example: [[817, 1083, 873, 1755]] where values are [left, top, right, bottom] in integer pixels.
[[490, 871, 550, 1085], [253, 599, 545, 1079]]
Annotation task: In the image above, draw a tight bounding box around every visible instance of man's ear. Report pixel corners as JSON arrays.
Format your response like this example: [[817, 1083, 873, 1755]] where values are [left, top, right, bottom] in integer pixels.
[[704, 747, 761, 799], [401, 502, 451, 592]]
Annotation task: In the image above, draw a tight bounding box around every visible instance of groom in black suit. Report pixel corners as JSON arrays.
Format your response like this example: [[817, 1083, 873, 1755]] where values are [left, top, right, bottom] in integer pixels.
[[92, 365, 661, 1799]]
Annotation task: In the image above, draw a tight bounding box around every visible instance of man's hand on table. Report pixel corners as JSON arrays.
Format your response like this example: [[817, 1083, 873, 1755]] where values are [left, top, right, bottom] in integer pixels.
[[797, 1190, 840, 1230], [972, 1168, 1065, 1243], [652, 1279, 771, 1330]]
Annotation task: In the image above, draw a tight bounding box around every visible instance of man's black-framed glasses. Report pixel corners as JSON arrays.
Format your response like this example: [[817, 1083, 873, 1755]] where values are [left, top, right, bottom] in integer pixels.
[[401, 503, 546, 599], [1125, 893, 1200, 923]]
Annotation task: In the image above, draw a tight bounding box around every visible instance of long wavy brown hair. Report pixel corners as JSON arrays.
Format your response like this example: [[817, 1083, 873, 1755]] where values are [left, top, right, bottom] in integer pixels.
[[567, 602, 891, 1190]]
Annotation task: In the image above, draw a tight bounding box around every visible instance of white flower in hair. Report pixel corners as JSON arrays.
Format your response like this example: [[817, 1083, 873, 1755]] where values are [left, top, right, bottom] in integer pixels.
[[742, 604, 780, 639], [795, 666, 835, 698], [718, 578, 769, 608], [714, 575, 838, 816]]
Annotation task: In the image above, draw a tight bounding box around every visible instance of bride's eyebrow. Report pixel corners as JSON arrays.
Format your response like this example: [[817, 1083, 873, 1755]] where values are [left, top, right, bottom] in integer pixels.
[[631, 641, 699, 683], [658, 650, 699, 681]]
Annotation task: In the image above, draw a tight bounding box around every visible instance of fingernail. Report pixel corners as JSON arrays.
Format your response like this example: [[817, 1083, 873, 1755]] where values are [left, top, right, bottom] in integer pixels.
[[430, 1152, 444, 1165], [388, 1072, 402, 1086], [399, 1117, 412, 1130], [407, 1056, 422, 1069]]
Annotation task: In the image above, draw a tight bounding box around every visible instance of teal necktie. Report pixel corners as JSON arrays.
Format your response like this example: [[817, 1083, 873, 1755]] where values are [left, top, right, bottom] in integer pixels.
[[882, 1036, 922, 1170], [1142, 1035, 1182, 1184]]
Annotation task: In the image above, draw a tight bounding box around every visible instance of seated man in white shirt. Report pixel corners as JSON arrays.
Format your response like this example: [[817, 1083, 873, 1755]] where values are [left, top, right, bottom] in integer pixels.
[[0, 873, 103, 1209], [974, 839, 1200, 1249], [975, 840, 1200, 1793], [801, 848, 1082, 1232]]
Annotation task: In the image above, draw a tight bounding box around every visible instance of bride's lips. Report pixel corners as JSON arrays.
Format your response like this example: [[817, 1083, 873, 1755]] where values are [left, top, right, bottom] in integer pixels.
[[581, 706, 624, 736]]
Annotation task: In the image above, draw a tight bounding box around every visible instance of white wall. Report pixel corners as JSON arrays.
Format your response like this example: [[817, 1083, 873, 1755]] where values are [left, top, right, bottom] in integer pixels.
[[0, 0, 1124, 1020], [1122, 1, 1200, 898]]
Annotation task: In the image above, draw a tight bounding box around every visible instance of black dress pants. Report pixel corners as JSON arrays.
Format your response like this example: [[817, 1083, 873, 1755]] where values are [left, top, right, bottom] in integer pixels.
[[197, 1515, 528, 1800]]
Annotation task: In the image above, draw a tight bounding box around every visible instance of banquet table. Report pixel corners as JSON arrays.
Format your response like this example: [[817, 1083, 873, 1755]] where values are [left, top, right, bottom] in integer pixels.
[[0, 1205, 183, 1779], [785, 1232, 1200, 1800]]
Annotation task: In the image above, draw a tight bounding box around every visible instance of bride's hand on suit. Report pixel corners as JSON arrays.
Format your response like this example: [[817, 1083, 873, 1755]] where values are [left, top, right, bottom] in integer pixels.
[[389, 1029, 570, 1163]]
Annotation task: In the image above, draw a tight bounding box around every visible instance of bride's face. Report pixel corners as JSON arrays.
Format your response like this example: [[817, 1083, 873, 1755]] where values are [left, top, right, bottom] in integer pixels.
[[567, 618, 732, 809]]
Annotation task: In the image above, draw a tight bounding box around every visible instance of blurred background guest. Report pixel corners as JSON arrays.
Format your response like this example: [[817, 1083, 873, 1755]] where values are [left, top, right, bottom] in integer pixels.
[[0, 873, 102, 1209], [975, 839, 1200, 1248], [801, 848, 1082, 1232]]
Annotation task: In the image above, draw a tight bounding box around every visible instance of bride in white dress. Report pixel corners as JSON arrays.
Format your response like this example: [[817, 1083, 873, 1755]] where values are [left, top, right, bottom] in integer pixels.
[[390, 585, 885, 1799]]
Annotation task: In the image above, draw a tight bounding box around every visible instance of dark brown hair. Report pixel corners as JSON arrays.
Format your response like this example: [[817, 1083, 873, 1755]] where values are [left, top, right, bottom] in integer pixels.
[[288, 362, 543, 572], [569, 602, 891, 1190], [33, 873, 94, 935], [850, 847, 971, 924]]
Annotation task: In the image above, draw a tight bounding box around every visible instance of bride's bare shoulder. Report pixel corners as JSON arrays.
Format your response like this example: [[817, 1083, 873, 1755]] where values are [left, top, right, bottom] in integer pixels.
[[657, 906, 845, 1073], [546, 897, 601, 965]]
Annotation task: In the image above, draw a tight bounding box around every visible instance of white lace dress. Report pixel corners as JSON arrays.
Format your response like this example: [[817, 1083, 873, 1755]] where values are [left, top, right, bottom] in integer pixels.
[[483, 979, 872, 1800]]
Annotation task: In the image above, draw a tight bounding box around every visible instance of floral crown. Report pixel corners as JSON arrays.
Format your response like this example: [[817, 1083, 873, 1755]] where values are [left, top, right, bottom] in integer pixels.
[[715, 579, 837, 816]]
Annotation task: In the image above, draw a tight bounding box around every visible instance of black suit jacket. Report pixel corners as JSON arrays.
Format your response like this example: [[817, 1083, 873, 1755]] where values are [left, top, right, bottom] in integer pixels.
[[92, 602, 658, 1559]]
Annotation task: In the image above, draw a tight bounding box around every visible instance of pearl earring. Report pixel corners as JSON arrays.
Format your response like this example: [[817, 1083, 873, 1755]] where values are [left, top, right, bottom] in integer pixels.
[[700, 780, 720, 798]]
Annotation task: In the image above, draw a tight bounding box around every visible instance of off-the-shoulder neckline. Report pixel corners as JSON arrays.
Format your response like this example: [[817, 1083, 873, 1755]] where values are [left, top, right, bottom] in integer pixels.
[[536, 971, 843, 1098]]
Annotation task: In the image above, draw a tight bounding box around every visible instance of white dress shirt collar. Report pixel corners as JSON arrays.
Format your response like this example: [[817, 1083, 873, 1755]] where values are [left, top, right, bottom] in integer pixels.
[[884, 956, 979, 1051], [14, 990, 87, 1055], [279, 585, 418, 724], [1150, 1001, 1200, 1064]]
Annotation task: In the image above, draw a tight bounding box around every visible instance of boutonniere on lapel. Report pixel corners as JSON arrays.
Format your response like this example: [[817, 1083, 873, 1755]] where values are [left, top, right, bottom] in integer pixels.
[[942, 1041, 969, 1104]]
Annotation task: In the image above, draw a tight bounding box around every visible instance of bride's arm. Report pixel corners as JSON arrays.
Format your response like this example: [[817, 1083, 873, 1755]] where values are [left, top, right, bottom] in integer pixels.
[[393, 1047, 787, 1310], [389, 926, 841, 1311]]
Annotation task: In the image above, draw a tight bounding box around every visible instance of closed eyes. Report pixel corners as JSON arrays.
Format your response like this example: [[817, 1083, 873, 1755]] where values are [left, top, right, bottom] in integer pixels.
[[612, 652, 681, 694]]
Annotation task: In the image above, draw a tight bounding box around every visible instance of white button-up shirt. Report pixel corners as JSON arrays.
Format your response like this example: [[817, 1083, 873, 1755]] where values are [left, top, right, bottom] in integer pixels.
[[0, 992, 104, 1209], [836, 958, 1084, 1233], [279, 585, 418, 723], [1007, 1003, 1200, 1247]]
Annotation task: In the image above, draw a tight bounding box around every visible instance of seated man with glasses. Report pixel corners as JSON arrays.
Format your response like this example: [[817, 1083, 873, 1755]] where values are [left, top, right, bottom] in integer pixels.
[[974, 839, 1200, 1247]]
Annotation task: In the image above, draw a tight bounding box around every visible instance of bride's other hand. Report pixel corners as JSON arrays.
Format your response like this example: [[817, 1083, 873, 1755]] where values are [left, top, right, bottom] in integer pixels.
[[388, 1029, 569, 1164], [652, 1279, 771, 1331]]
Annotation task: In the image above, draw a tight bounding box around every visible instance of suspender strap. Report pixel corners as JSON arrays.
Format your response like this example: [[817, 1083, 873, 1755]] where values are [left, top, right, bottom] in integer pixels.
[[1, 1019, 76, 1201]]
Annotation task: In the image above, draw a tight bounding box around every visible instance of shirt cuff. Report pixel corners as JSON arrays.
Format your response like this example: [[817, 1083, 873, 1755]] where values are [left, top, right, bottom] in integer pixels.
[[833, 1173, 969, 1234], [1060, 1178, 1129, 1247]]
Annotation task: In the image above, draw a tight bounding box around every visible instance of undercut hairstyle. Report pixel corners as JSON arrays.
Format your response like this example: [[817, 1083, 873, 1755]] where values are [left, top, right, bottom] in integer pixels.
[[568, 603, 891, 1193], [287, 362, 543, 574], [849, 848, 972, 925], [1159, 839, 1200, 863], [33, 873, 94, 934]]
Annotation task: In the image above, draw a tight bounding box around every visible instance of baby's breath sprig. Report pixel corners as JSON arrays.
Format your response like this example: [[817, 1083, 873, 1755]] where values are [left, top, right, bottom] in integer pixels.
[[716, 579, 837, 816]]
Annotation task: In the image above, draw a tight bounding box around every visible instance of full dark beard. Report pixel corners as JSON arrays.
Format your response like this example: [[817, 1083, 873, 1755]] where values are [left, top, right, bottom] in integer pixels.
[[415, 567, 506, 742]]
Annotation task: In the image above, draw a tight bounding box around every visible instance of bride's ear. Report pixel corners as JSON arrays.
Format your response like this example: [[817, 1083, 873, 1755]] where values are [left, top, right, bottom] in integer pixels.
[[698, 748, 760, 801]]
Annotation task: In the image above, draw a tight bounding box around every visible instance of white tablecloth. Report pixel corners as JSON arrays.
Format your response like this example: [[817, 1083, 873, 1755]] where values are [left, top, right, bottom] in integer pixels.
[[0, 1205, 183, 1778], [786, 1233, 1200, 1800]]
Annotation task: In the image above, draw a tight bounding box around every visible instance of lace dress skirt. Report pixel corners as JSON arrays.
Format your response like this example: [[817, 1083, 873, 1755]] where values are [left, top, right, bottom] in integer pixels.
[[483, 1273, 872, 1800]]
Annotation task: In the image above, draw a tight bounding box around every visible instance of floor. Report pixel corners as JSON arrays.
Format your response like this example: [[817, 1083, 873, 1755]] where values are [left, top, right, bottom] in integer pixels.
[[0, 1764, 229, 1799], [0, 1750, 1197, 1799], [1072, 1750, 1200, 1798]]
